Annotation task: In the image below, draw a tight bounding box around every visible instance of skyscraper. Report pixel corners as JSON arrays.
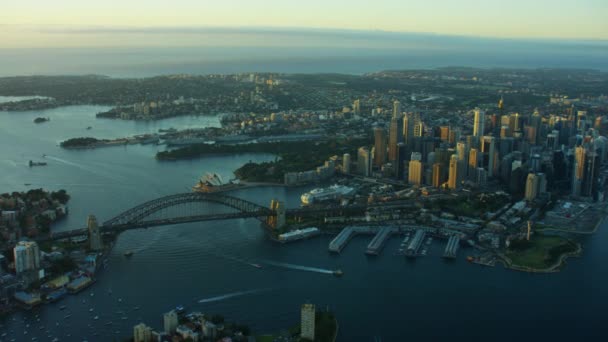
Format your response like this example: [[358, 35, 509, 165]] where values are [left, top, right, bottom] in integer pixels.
[[342, 153, 351, 174], [432, 163, 444, 187], [13, 241, 40, 274], [525, 173, 540, 201], [392, 100, 401, 118], [473, 108, 485, 138], [373, 127, 387, 166], [395, 143, 407, 180], [352, 99, 361, 115], [468, 148, 479, 181], [408, 152, 423, 186], [448, 154, 459, 189], [481, 136, 497, 177], [357, 147, 372, 177], [388, 117, 403, 162], [403, 114, 415, 147], [163, 310, 178, 335], [301, 304, 316, 341]]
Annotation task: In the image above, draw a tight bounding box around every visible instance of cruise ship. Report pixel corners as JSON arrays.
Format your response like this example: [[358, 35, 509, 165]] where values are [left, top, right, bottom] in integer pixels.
[[192, 173, 241, 193], [300, 185, 355, 205]]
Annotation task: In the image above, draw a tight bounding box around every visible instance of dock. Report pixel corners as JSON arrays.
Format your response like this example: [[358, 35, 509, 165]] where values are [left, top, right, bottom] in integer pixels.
[[442, 235, 460, 259], [328, 226, 375, 253], [365, 226, 399, 255], [405, 229, 426, 257]]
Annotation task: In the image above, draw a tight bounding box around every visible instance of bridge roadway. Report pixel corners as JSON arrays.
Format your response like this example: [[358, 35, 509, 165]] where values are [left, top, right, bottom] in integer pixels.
[[43, 193, 420, 241]]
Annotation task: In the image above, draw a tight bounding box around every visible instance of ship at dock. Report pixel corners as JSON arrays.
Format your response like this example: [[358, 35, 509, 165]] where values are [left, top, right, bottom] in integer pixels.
[[192, 173, 241, 193], [300, 184, 355, 205]]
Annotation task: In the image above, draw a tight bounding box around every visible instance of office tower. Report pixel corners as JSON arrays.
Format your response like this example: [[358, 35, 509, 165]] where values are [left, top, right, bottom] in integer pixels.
[[525, 173, 540, 201], [475, 167, 488, 186], [439, 126, 450, 142], [352, 99, 361, 115], [583, 152, 599, 198], [481, 136, 497, 177], [546, 133, 558, 151], [13, 241, 40, 274], [134, 323, 154, 342], [357, 147, 372, 177], [164, 310, 179, 334], [388, 117, 403, 162], [342, 153, 351, 174], [395, 143, 407, 180], [456, 141, 467, 161], [408, 152, 423, 186], [530, 109, 541, 144], [530, 154, 541, 173], [87, 214, 103, 251], [403, 114, 415, 146], [500, 125, 510, 138], [509, 113, 522, 134], [414, 121, 424, 137], [373, 127, 387, 166], [448, 155, 459, 189], [392, 100, 401, 118], [468, 148, 479, 180], [301, 304, 316, 341], [473, 108, 485, 138], [432, 163, 444, 187], [574, 146, 586, 181]]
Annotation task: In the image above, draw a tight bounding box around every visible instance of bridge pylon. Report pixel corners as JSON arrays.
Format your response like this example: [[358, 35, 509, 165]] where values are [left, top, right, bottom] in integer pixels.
[[267, 199, 286, 230], [87, 214, 103, 251]]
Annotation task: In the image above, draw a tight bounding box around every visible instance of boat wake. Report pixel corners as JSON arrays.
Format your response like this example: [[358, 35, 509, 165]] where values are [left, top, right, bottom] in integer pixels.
[[262, 260, 334, 275], [44, 155, 124, 182], [198, 288, 272, 304]]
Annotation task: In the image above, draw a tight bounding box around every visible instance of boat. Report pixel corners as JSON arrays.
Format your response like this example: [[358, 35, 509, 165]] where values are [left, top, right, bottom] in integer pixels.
[[249, 263, 262, 269], [63, 314, 71, 319], [104, 322, 113, 326], [86, 126, 92, 130], [24, 183, 31, 186], [192, 173, 241, 193], [175, 305, 185, 314], [93, 316, 99, 320], [333, 269, 344, 277], [124, 251, 133, 258], [300, 185, 355, 205], [28, 160, 48, 167]]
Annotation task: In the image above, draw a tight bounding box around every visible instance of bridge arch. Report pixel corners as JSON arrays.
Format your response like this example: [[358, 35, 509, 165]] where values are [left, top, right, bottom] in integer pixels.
[[102, 192, 274, 230]]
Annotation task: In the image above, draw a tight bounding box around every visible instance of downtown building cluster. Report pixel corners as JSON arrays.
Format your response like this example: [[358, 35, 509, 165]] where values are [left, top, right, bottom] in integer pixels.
[[350, 100, 608, 202]]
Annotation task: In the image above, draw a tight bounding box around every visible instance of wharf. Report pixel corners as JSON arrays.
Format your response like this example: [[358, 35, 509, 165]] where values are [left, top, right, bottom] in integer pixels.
[[365, 226, 399, 255], [442, 235, 460, 259], [328, 226, 375, 253], [405, 229, 426, 257]]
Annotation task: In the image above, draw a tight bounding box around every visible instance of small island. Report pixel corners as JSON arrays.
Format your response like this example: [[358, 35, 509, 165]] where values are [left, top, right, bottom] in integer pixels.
[[59, 137, 103, 149], [33, 117, 50, 124]]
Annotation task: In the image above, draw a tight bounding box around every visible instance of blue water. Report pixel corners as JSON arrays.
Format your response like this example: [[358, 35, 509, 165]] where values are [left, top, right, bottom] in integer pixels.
[[0, 105, 606, 341]]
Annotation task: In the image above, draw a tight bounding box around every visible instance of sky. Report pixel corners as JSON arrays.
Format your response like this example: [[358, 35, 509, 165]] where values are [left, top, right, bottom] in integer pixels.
[[1, 0, 608, 48]]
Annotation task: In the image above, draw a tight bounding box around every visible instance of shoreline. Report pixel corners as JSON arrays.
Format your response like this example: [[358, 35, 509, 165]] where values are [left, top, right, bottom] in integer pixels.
[[497, 242, 584, 274]]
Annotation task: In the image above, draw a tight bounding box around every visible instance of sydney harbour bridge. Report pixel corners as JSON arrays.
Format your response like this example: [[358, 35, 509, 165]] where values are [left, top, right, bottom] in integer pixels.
[[44, 192, 387, 244]]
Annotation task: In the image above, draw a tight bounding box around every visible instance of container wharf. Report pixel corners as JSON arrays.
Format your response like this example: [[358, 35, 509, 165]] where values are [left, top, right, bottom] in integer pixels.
[[328, 226, 376, 253], [442, 235, 460, 259], [365, 226, 400, 255], [405, 229, 426, 257]]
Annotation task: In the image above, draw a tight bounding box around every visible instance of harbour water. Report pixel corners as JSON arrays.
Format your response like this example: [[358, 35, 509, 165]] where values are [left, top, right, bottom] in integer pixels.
[[0, 104, 607, 341]]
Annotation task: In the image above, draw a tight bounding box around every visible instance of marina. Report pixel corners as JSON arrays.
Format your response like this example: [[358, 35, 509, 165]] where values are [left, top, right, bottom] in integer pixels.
[[443, 235, 461, 259], [365, 226, 399, 255]]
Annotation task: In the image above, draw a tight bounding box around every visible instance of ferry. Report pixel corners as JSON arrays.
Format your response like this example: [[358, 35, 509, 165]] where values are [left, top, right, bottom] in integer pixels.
[[300, 185, 355, 205], [249, 263, 263, 269], [333, 269, 344, 277], [124, 251, 134, 258]]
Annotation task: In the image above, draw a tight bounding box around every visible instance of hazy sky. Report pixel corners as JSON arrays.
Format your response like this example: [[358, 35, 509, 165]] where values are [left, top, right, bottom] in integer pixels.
[[2, 0, 608, 48]]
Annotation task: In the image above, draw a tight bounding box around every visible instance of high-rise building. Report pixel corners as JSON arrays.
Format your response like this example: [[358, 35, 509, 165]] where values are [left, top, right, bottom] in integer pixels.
[[432, 163, 444, 188], [13, 241, 40, 274], [448, 154, 459, 189], [395, 143, 407, 180], [456, 142, 467, 161], [473, 108, 485, 138], [352, 99, 361, 115], [163, 310, 178, 335], [392, 100, 401, 118], [301, 304, 316, 341], [342, 153, 351, 174], [373, 127, 387, 166], [134, 323, 154, 342], [388, 117, 403, 162], [525, 173, 540, 201], [87, 214, 103, 251], [468, 148, 479, 180], [481, 136, 497, 177], [439, 126, 450, 142], [414, 121, 424, 137], [583, 151, 600, 198], [403, 114, 415, 146], [357, 147, 372, 177], [408, 152, 423, 186]]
